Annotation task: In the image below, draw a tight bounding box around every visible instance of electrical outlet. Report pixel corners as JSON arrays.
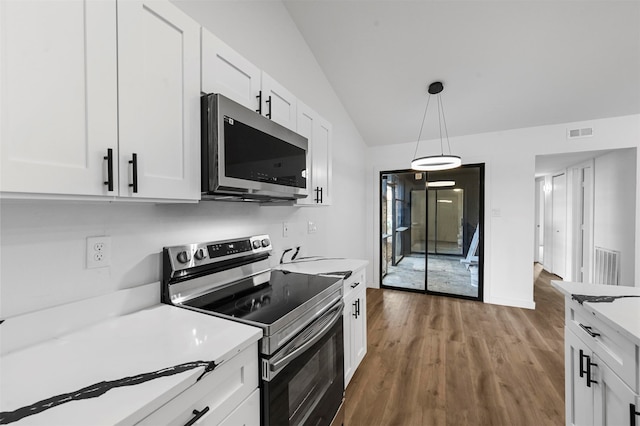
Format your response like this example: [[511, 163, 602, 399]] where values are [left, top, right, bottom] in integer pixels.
[[87, 236, 111, 268], [308, 221, 317, 234], [283, 222, 289, 238]]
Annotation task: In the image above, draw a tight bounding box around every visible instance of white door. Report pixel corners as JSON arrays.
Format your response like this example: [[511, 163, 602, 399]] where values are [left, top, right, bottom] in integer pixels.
[[534, 178, 545, 263], [201, 29, 261, 111], [117, 0, 200, 200], [552, 173, 567, 278], [0, 0, 118, 196], [261, 72, 297, 131]]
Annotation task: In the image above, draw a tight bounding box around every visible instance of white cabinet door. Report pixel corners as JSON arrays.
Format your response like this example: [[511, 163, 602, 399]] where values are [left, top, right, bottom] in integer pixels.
[[295, 102, 332, 206], [201, 29, 261, 112], [261, 72, 297, 131], [343, 293, 355, 386], [218, 389, 260, 426], [312, 116, 332, 205], [352, 286, 367, 369], [0, 0, 118, 196], [117, 0, 200, 201], [565, 329, 595, 426], [593, 354, 638, 426]]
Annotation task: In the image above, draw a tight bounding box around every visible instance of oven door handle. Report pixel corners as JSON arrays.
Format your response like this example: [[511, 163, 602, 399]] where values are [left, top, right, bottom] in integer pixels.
[[270, 301, 343, 373]]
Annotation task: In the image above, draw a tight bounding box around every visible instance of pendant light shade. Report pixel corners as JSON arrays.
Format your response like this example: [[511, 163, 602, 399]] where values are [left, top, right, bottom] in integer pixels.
[[411, 81, 461, 172]]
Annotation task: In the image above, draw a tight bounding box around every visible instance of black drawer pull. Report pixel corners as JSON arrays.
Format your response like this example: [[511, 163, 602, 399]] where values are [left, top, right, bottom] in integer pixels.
[[266, 95, 272, 119], [579, 349, 587, 378], [630, 403, 639, 426], [256, 91, 262, 114], [129, 153, 138, 193], [586, 357, 598, 388], [350, 282, 360, 289], [184, 406, 210, 426], [579, 323, 601, 338], [103, 148, 114, 191]]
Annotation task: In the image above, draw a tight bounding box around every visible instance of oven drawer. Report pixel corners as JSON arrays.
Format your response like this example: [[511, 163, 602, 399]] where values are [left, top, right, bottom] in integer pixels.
[[137, 342, 259, 425], [344, 269, 365, 298], [567, 301, 637, 392]]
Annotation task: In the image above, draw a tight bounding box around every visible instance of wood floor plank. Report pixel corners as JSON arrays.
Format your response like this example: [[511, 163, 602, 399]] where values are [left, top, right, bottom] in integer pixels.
[[344, 263, 565, 426]]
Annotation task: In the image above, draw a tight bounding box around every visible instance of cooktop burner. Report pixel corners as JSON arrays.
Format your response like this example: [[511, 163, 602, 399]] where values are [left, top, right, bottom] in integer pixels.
[[185, 270, 341, 325]]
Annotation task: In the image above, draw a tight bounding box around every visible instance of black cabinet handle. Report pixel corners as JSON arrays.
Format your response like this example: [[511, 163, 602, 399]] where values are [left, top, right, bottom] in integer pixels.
[[266, 95, 272, 119], [630, 403, 639, 426], [586, 357, 598, 387], [579, 349, 587, 378], [256, 91, 262, 115], [350, 281, 360, 289], [356, 299, 360, 318], [319, 187, 323, 204], [579, 323, 601, 338], [103, 148, 114, 191], [129, 153, 138, 193], [184, 406, 210, 426]]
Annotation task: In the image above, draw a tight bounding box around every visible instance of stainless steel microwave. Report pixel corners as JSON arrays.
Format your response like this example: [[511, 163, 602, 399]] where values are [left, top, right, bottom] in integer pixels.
[[201, 93, 308, 202]]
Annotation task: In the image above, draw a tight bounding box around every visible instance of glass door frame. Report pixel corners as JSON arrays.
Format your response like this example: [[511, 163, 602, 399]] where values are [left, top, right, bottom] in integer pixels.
[[378, 164, 485, 302]]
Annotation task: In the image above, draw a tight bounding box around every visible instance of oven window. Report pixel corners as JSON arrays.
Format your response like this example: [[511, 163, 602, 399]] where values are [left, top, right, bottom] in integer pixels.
[[288, 337, 336, 425]]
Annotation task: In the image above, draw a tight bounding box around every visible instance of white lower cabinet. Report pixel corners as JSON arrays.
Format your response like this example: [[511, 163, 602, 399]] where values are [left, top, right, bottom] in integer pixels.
[[137, 343, 259, 426], [343, 268, 367, 387], [563, 300, 639, 426]]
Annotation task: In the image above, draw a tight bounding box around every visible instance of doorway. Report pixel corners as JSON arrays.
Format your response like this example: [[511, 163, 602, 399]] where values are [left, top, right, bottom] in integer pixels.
[[380, 164, 484, 300]]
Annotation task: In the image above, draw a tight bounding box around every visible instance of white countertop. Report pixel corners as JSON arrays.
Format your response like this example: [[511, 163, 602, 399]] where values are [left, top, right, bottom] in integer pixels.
[[277, 257, 368, 277], [551, 281, 640, 347], [0, 304, 262, 425]]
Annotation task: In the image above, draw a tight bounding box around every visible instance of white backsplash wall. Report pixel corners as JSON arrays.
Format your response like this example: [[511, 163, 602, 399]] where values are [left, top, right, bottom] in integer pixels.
[[0, 199, 340, 318]]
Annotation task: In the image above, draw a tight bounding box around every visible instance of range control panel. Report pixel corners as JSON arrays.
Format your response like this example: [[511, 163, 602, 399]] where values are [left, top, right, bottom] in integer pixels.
[[165, 234, 271, 271]]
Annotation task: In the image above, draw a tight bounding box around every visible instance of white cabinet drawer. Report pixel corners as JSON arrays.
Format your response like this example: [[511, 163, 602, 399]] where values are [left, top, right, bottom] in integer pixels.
[[568, 301, 637, 392], [343, 269, 365, 299], [137, 343, 258, 425], [218, 388, 260, 426]]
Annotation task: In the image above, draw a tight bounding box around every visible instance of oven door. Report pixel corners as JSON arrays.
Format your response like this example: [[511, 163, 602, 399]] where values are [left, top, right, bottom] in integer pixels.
[[262, 300, 344, 426]]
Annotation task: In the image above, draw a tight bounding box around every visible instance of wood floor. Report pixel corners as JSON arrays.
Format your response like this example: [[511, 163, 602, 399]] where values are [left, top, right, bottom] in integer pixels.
[[344, 264, 565, 425]]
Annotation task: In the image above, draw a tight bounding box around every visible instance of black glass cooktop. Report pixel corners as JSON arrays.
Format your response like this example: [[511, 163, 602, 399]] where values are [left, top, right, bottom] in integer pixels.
[[185, 270, 341, 326]]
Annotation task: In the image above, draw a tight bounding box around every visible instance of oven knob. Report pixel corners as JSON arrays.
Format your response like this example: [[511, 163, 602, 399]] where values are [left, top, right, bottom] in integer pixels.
[[252, 240, 261, 249], [261, 238, 271, 248], [177, 250, 191, 264], [194, 248, 206, 261]]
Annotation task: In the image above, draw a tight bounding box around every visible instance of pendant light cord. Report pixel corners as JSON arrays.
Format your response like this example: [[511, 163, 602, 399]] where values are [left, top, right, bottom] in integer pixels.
[[412, 94, 432, 159]]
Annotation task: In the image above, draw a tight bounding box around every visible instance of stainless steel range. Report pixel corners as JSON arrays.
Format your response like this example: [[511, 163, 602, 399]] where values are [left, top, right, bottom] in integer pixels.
[[162, 235, 345, 426]]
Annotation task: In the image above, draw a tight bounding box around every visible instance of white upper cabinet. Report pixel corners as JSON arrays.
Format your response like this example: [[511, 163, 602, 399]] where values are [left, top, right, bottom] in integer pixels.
[[117, 0, 201, 201], [261, 72, 297, 132], [201, 29, 261, 112], [1, 0, 118, 196], [296, 101, 332, 206], [1, 0, 200, 201]]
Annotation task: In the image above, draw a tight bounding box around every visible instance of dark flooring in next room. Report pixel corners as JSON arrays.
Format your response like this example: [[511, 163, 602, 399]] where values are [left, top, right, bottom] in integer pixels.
[[345, 264, 565, 425]]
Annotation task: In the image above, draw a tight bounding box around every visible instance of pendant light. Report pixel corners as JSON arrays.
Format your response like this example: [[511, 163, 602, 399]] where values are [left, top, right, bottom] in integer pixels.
[[411, 81, 462, 171]]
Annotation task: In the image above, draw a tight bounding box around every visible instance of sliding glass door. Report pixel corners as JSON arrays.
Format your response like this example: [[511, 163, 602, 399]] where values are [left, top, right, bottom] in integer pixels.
[[380, 165, 484, 300]]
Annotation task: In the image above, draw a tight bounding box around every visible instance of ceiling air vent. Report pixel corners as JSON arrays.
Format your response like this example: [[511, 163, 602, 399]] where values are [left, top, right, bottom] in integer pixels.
[[567, 126, 594, 139]]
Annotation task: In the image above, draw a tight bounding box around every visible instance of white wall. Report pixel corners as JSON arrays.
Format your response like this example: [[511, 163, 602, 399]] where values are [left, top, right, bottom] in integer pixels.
[[366, 114, 640, 308], [593, 149, 637, 286], [0, 1, 368, 319]]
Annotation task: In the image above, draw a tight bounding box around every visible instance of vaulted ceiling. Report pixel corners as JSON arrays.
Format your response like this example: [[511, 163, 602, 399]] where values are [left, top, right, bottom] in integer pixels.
[[283, 1, 640, 147]]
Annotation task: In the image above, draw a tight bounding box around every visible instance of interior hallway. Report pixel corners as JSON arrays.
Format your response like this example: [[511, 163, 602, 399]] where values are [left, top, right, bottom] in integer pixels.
[[345, 264, 564, 425]]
